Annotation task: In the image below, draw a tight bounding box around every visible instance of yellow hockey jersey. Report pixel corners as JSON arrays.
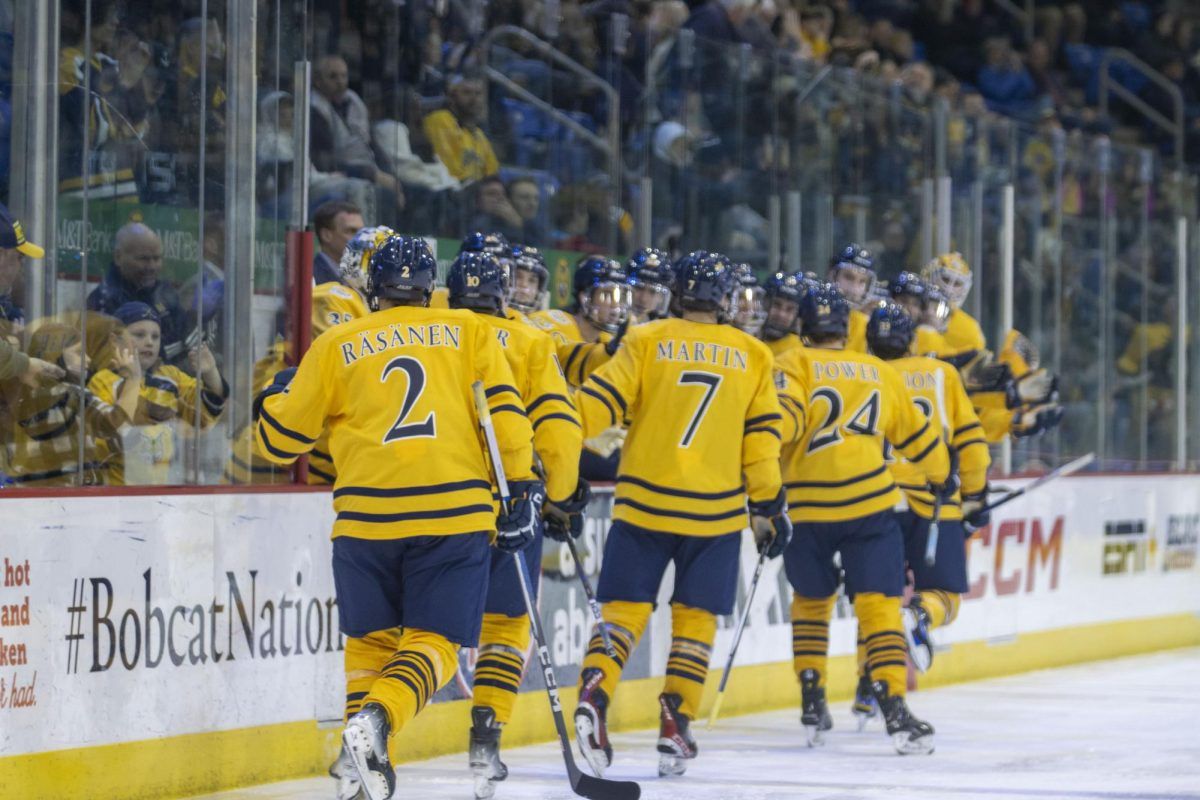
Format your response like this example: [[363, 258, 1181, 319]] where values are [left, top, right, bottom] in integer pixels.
[[255, 306, 536, 540], [765, 333, 804, 359], [885, 355, 990, 520], [775, 346, 949, 523], [309, 282, 372, 483], [845, 309, 868, 353], [577, 318, 783, 536], [482, 313, 582, 503], [89, 363, 226, 485], [942, 308, 986, 355], [529, 309, 614, 388]]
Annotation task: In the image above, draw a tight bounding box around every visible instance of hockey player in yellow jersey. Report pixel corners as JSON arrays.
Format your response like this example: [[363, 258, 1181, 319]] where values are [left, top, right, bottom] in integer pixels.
[[775, 283, 950, 756], [730, 264, 768, 338], [757, 271, 806, 357], [922, 252, 985, 355], [828, 243, 878, 353], [507, 244, 551, 320], [572, 252, 791, 779], [863, 302, 991, 706], [253, 235, 543, 800], [445, 249, 587, 799], [529, 255, 630, 388]]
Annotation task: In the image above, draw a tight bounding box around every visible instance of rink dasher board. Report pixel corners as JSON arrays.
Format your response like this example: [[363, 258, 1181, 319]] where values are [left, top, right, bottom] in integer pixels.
[[0, 475, 1198, 799]]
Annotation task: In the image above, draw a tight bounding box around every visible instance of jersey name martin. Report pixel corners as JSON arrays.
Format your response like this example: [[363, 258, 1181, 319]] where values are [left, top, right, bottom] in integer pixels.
[[811, 359, 881, 383], [655, 340, 749, 371], [339, 323, 463, 365]]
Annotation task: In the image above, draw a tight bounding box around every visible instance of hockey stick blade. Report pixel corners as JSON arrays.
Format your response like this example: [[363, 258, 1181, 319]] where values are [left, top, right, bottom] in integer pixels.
[[569, 765, 642, 800]]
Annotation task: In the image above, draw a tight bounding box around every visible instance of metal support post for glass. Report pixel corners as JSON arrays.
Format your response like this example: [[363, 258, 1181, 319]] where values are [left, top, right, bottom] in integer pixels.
[[1177, 214, 1188, 471], [292, 61, 312, 229], [1096, 138, 1111, 467], [637, 177, 652, 250], [10, 0, 59, 318], [936, 177, 952, 256], [920, 179, 935, 265], [767, 195, 781, 273], [786, 191, 802, 275], [1050, 128, 1065, 464], [1000, 183, 1015, 475], [968, 181, 984, 323], [1137, 150, 1153, 467], [224, 1, 259, 440]]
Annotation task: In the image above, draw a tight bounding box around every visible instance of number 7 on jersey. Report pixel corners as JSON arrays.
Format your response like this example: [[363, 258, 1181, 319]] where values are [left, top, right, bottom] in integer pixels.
[[677, 370, 723, 448]]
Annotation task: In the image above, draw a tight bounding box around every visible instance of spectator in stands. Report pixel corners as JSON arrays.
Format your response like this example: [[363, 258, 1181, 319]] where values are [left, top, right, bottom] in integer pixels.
[[507, 176, 547, 246], [422, 73, 500, 183], [311, 200, 364, 285], [310, 54, 403, 218], [86, 222, 190, 366], [0, 204, 62, 388], [682, 0, 751, 45], [1026, 38, 1068, 109], [796, 6, 833, 64], [468, 176, 524, 243], [977, 37, 1039, 118], [173, 17, 229, 208]]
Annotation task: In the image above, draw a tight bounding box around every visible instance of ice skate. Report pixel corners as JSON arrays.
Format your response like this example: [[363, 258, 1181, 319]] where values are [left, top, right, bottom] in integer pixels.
[[342, 703, 395, 800], [574, 667, 614, 777], [853, 675, 879, 730], [872, 680, 935, 755], [469, 706, 508, 800], [800, 669, 832, 747], [330, 742, 364, 800], [902, 598, 934, 673], [656, 692, 698, 777]]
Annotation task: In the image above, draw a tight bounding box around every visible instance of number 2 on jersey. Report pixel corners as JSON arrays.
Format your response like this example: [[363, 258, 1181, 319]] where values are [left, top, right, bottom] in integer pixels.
[[677, 370, 722, 447], [381, 356, 436, 442]]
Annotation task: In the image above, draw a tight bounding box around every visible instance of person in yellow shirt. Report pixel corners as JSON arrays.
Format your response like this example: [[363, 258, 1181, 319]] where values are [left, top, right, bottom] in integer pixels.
[[625, 247, 675, 323], [572, 252, 789, 779], [445, 250, 585, 798], [757, 271, 806, 357], [88, 302, 227, 485], [253, 235, 541, 800], [863, 303, 991, 711], [827, 243, 878, 352], [775, 284, 950, 755], [508, 244, 551, 317], [422, 75, 500, 183], [530, 255, 630, 385], [921, 252, 985, 356]]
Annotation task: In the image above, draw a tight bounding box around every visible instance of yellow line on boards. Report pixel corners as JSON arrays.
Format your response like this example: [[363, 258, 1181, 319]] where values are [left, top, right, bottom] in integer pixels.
[[2, 613, 1197, 800]]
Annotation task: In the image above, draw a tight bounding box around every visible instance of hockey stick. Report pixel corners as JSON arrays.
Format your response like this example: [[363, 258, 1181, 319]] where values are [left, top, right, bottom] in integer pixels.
[[976, 452, 1095, 515], [564, 535, 617, 658], [472, 383, 641, 800], [925, 367, 950, 567], [705, 544, 770, 730]]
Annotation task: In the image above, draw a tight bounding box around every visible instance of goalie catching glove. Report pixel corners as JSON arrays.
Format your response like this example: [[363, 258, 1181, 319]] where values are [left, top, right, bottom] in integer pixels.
[[1006, 368, 1057, 408], [1012, 402, 1064, 438], [748, 489, 792, 559], [496, 479, 546, 552], [543, 478, 591, 542]]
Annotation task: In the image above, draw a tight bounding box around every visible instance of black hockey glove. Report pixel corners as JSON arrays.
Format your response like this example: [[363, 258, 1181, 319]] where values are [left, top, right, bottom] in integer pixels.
[[928, 473, 960, 505], [252, 367, 296, 422], [544, 478, 591, 542], [961, 486, 991, 535], [496, 479, 546, 553], [749, 489, 793, 559], [604, 319, 629, 356]]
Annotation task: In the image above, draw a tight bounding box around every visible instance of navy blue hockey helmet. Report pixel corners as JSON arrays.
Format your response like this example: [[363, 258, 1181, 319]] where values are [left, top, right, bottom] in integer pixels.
[[626, 247, 674, 319], [828, 242, 876, 306], [367, 235, 438, 309], [459, 231, 511, 257], [509, 244, 549, 313], [573, 255, 629, 333], [760, 271, 806, 340], [675, 251, 737, 321], [866, 302, 916, 360], [888, 270, 927, 301], [447, 250, 509, 313], [799, 282, 851, 341], [731, 263, 767, 336]]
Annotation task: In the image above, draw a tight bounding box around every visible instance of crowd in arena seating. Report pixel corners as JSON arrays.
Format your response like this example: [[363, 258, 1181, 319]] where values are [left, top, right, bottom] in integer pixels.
[[0, 0, 1196, 484]]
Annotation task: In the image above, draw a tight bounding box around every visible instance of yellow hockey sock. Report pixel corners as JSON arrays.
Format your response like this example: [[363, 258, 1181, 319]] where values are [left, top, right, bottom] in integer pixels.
[[663, 603, 717, 720], [856, 630, 868, 680], [791, 594, 836, 686], [344, 628, 403, 722], [580, 600, 652, 703], [918, 589, 961, 630], [855, 593, 907, 697], [473, 612, 531, 725], [364, 627, 459, 734]]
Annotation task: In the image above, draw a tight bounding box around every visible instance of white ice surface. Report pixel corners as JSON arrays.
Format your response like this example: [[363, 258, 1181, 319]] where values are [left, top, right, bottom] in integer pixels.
[[191, 648, 1200, 800]]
